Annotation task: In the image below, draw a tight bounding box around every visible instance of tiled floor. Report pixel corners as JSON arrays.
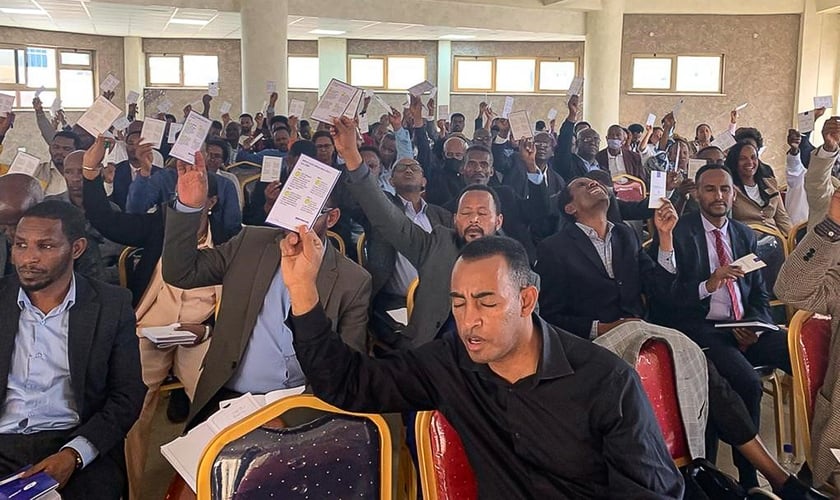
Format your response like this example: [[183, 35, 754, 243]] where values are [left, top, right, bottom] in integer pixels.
[[139, 386, 795, 499]]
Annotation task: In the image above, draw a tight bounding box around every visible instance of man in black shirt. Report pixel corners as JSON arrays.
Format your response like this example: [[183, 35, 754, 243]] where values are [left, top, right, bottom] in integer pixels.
[[271, 194, 683, 498]]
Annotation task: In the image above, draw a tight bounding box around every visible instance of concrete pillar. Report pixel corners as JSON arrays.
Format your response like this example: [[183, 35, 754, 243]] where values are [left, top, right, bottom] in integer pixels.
[[123, 36, 145, 119], [583, 0, 624, 134], [318, 38, 347, 95], [436, 41, 452, 107], [240, 0, 287, 114]]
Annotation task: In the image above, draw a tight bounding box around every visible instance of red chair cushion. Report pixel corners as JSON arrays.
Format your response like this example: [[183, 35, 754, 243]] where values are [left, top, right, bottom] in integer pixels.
[[799, 315, 832, 416], [635, 340, 691, 462], [429, 411, 478, 500], [613, 179, 646, 202]]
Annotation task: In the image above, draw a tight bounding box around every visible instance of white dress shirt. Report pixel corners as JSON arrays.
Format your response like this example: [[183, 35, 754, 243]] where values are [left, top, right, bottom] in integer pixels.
[[698, 216, 744, 321]]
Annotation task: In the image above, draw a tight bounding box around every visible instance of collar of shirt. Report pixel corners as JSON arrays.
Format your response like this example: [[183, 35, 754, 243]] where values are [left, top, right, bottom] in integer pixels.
[[700, 214, 729, 236], [397, 195, 427, 216], [577, 155, 599, 171], [457, 315, 574, 386], [18, 274, 77, 317], [607, 150, 623, 160], [575, 221, 615, 241]]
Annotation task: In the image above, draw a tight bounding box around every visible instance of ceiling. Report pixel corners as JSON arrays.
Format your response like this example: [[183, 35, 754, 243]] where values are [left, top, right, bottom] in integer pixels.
[[0, 0, 584, 40]]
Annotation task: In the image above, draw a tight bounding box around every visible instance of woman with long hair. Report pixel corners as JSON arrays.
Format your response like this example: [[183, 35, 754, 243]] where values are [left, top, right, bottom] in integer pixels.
[[725, 142, 792, 236]]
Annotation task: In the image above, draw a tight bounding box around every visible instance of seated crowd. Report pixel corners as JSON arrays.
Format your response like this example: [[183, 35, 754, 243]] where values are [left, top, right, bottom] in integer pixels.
[[0, 85, 839, 500]]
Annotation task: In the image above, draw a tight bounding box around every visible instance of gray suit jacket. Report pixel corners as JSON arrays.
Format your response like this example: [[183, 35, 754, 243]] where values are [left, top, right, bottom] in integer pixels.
[[775, 226, 840, 488], [161, 208, 372, 425], [0, 274, 144, 459], [345, 164, 463, 348]]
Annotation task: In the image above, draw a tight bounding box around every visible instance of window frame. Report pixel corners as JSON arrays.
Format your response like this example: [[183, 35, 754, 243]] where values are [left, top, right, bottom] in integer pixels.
[[145, 53, 219, 89], [453, 56, 580, 94], [0, 44, 96, 110], [287, 55, 319, 91], [629, 53, 725, 95], [347, 54, 428, 91]]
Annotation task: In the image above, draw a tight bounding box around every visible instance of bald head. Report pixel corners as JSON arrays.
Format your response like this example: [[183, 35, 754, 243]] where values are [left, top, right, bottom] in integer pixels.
[[0, 174, 45, 239]]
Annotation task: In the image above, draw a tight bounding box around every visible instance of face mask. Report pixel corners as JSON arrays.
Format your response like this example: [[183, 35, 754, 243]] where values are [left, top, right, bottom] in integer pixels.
[[607, 139, 623, 150], [444, 158, 464, 173]]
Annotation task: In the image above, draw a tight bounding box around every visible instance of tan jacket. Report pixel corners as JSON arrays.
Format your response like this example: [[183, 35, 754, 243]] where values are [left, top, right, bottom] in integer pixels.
[[732, 177, 792, 236], [775, 227, 840, 489], [805, 148, 840, 230], [161, 208, 372, 425]]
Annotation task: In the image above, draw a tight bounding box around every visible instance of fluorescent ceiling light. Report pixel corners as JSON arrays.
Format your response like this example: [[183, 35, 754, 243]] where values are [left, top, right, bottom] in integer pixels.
[[309, 29, 346, 35], [440, 34, 476, 40], [170, 18, 209, 26], [0, 7, 48, 15]]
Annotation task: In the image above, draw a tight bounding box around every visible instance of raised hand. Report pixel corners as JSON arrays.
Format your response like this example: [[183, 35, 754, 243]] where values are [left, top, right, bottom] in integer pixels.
[[815, 106, 827, 120], [653, 199, 678, 239], [409, 95, 423, 126], [567, 94, 580, 121], [82, 135, 108, 180], [388, 108, 403, 131], [330, 116, 363, 170], [269, 92, 278, 106], [517, 138, 537, 172], [0, 112, 14, 137], [787, 128, 801, 155], [32, 96, 43, 113], [706, 264, 746, 293], [102, 90, 115, 101], [176, 150, 208, 208], [280, 225, 324, 314], [135, 142, 154, 177]]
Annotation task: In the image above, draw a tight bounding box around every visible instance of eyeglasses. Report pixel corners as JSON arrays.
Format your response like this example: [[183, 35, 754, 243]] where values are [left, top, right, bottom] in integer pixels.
[[394, 162, 423, 173], [319, 207, 336, 214]]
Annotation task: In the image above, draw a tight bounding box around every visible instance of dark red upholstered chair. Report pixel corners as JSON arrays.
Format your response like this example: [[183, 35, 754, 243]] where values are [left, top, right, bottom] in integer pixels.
[[415, 410, 478, 500]]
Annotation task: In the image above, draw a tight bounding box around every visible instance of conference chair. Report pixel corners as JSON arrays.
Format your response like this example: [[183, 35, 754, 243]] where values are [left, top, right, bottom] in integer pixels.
[[415, 411, 478, 500], [787, 221, 808, 253], [612, 174, 647, 202], [117, 246, 143, 289], [225, 160, 262, 186], [326, 230, 346, 255], [357, 231, 367, 266], [748, 223, 791, 324], [240, 174, 261, 211], [406, 277, 420, 318], [196, 394, 394, 500], [788, 310, 833, 464]]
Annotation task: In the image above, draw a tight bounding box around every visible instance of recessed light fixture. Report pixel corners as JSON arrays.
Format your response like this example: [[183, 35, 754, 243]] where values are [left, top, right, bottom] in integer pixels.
[[440, 34, 476, 40], [309, 29, 346, 35], [0, 7, 48, 15], [169, 18, 210, 26]]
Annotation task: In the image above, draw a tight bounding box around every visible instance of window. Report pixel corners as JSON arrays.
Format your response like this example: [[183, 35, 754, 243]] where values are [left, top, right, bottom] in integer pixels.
[[348, 55, 426, 90], [453, 56, 579, 93], [147, 54, 219, 87], [631, 54, 723, 93], [288, 56, 319, 90], [0, 45, 95, 109]]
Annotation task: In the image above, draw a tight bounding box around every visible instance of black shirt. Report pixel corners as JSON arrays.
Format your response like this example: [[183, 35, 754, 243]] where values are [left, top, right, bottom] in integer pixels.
[[291, 304, 684, 499]]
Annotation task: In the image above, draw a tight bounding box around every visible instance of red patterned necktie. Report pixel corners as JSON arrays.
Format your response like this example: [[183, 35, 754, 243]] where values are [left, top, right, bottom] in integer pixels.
[[713, 229, 743, 320]]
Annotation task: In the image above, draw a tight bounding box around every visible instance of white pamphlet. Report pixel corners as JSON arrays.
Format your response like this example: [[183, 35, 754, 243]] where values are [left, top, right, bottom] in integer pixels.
[[140, 117, 166, 148], [501, 96, 514, 119], [266, 80, 277, 93], [734, 102, 749, 112], [266, 154, 342, 231], [646, 113, 657, 127], [76, 96, 123, 137], [408, 80, 435, 97], [672, 98, 685, 118], [648, 170, 668, 209], [0, 93, 13, 117], [219, 101, 231, 115], [139, 323, 196, 345], [387, 308, 409, 326], [372, 93, 391, 114], [107, 141, 129, 164], [49, 97, 62, 116], [126, 90, 140, 105], [710, 131, 737, 151], [567, 76, 584, 98], [714, 321, 779, 332], [8, 151, 42, 178], [507, 110, 533, 140], [100, 73, 120, 92], [438, 104, 450, 119], [170, 111, 213, 164], [157, 98, 174, 114], [288, 99, 305, 118], [814, 95, 834, 109], [687, 159, 706, 179], [831, 448, 840, 464], [240, 132, 263, 147], [345, 89, 363, 119], [35, 86, 45, 98], [547, 108, 558, 121], [261, 156, 283, 183], [359, 112, 369, 133], [112, 116, 131, 131], [731, 253, 767, 274], [429, 86, 438, 99], [798, 111, 814, 134], [310, 79, 361, 124], [167, 123, 183, 144], [208, 82, 219, 97]]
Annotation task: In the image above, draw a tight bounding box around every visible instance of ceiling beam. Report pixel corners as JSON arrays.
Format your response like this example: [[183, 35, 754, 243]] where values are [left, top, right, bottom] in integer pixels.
[[625, 0, 805, 14]]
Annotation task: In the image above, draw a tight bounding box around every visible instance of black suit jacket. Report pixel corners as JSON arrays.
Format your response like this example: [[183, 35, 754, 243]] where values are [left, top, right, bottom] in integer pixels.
[[648, 211, 772, 328], [0, 274, 144, 459], [112, 161, 162, 211], [552, 119, 590, 181], [535, 222, 674, 338]]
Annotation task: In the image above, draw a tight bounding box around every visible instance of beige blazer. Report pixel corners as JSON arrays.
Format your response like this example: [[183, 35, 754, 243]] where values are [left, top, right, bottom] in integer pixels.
[[161, 208, 371, 425], [775, 227, 840, 489], [732, 177, 792, 236]]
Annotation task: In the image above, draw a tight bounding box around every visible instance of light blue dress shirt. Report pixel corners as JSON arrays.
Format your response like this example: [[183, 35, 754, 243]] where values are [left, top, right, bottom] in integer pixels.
[[385, 196, 432, 295], [0, 276, 98, 467]]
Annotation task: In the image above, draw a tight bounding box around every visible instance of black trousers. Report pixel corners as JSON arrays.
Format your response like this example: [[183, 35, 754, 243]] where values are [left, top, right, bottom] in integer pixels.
[[0, 430, 125, 500], [681, 321, 791, 488]]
